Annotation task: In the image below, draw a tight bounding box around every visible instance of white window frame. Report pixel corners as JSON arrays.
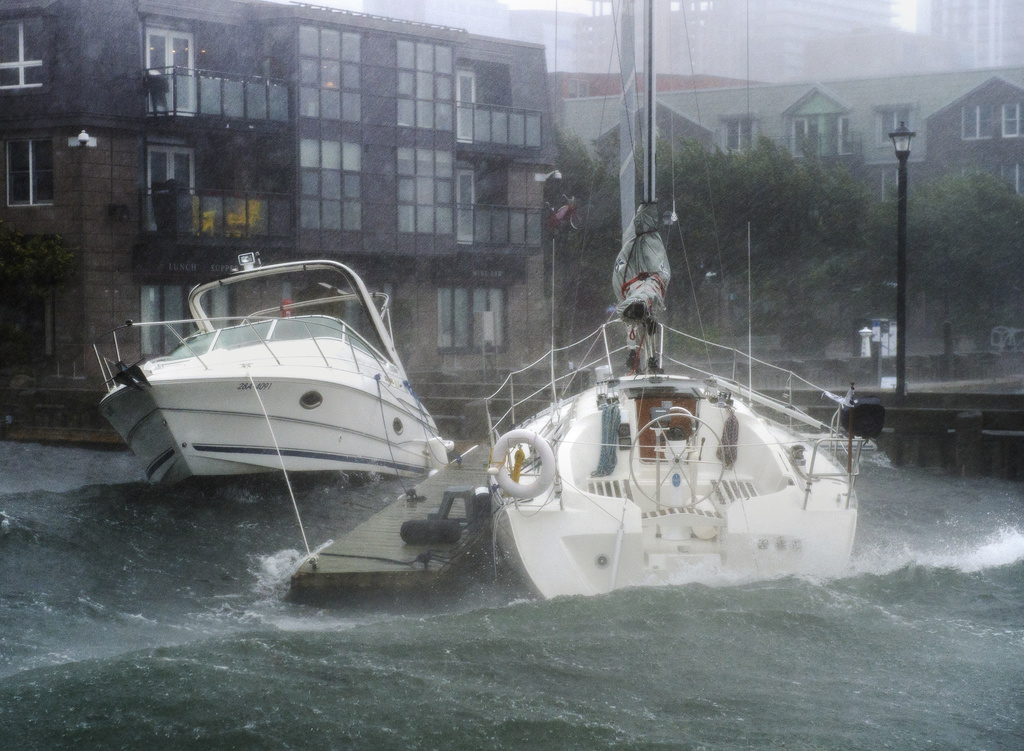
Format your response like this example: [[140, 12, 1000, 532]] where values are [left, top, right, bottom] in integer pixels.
[[962, 105, 994, 140], [724, 117, 753, 151], [6, 139, 53, 206], [877, 108, 911, 146], [456, 69, 476, 142], [0, 20, 43, 90], [145, 27, 195, 114], [456, 169, 475, 244], [1003, 103, 1021, 137]]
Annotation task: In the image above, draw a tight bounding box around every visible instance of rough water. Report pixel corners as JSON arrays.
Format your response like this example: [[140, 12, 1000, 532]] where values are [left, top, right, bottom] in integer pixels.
[[1, 442, 1021, 750]]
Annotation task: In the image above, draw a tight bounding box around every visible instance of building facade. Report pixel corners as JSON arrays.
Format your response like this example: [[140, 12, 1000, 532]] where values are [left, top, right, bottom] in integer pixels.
[[0, 0, 556, 380], [561, 65, 1024, 199]]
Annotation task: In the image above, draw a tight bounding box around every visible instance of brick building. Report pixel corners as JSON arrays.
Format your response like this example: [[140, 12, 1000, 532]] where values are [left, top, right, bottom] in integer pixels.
[[0, 0, 557, 380]]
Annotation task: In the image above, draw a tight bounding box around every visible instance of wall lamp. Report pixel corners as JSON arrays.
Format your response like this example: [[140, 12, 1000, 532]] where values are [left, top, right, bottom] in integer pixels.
[[68, 129, 97, 148], [534, 170, 562, 181]]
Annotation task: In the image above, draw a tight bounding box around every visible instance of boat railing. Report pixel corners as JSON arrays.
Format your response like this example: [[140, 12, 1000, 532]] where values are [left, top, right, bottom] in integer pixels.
[[94, 314, 393, 392], [800, 436, 866, 509], [484, 320, 845, 444]]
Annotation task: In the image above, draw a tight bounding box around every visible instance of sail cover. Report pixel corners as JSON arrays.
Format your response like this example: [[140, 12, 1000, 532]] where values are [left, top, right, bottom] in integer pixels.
[[612, 202, 670, 323]]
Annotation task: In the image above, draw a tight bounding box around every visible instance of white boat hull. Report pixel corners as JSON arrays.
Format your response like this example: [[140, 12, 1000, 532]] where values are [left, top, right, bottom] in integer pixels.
[[101, 369, 440, 483]]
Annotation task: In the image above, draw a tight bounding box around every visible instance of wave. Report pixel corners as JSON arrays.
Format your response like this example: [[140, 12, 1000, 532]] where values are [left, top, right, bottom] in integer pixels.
[[853, 526, 1024, 577]]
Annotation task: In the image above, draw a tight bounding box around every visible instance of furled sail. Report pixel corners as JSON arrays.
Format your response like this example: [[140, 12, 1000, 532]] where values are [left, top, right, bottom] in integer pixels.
[[612, 202, 670, 324]]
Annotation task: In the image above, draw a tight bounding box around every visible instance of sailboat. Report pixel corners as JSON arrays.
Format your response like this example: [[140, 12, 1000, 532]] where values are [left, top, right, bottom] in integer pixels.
[[485, 1, 882, 599]]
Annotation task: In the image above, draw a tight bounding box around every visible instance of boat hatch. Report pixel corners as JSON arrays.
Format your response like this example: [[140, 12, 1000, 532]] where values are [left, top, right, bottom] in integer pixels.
[[635, 395, 698, 461]]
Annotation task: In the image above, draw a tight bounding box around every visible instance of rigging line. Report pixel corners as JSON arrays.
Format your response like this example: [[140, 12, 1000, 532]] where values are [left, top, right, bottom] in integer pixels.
[[246, 367, 310, 558], [375, 374, 412, 497]]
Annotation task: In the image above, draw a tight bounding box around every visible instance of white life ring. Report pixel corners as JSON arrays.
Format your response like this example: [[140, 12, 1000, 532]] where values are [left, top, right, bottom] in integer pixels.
[[489, 429, 556, 499]]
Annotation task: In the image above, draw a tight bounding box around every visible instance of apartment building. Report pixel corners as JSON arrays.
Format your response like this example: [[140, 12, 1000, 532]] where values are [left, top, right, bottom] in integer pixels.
[[0, 0, 556, 379]]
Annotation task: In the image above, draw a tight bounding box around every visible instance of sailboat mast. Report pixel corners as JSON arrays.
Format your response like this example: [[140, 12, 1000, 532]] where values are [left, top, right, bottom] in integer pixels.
[[642, 0, 655, 205]]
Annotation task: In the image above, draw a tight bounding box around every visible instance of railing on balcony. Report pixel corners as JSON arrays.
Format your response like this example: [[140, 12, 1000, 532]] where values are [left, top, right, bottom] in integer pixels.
[[456, 103, 542, 148], [146, 66, 289, 122], [456, 203, 542, 247], [146, 185, 292, 240]]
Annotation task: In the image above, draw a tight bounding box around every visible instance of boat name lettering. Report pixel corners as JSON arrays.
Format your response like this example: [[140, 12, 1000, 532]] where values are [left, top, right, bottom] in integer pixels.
[[237, 382, 272, 391]]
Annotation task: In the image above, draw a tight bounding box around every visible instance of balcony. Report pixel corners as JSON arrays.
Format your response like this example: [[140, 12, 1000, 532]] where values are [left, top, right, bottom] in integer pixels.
[[456, 203, 542, 247], [146, 67, 289, 123], [146, 184, 292, 242], [456, 103, 542, 149]]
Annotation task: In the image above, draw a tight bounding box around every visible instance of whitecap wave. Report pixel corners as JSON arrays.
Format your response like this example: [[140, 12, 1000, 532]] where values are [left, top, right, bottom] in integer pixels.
[[854, 526, 1024, 576]]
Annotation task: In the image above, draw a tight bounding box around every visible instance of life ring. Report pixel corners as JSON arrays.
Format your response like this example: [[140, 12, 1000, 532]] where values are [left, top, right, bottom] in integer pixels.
[[489, 429, 556, 499]]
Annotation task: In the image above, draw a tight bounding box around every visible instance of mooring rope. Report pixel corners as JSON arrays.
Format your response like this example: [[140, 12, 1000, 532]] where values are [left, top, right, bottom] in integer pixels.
[[246, 367, 311, 558]]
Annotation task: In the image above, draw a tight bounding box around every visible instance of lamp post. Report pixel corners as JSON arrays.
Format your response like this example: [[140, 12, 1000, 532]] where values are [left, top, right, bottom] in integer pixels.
[[889, 121, 915, 402]]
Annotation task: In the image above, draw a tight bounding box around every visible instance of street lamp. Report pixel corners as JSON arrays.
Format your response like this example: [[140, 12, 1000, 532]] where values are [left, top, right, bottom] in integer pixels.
[[889, 120, 915, 402]]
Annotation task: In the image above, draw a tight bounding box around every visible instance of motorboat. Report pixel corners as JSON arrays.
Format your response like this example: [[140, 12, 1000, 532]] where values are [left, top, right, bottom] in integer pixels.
[[94, 256, 449, 483], [484, 0, 882, 599]]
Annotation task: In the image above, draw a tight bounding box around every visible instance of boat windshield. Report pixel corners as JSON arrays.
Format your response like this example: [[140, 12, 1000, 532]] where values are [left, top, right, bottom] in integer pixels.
[[191, 265, 390, 358], [158, 316, 380, 362], [162, 330, 218, 361]]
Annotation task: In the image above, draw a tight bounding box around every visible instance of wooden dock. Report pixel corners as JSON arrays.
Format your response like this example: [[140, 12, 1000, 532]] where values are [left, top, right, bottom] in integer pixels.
[[289, 446, 495, 604]]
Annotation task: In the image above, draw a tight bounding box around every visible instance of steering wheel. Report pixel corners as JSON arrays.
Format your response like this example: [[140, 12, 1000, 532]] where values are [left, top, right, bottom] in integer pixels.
[[628, 406, 725, 508]]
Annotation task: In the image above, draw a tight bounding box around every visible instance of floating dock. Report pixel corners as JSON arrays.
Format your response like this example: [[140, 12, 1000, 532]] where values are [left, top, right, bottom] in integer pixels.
[[289, 446, 495, 604]]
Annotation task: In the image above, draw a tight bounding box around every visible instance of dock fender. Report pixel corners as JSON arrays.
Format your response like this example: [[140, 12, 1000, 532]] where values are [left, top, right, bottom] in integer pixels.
[[426, 435, 453, 466], [489, 429, 556, 499]]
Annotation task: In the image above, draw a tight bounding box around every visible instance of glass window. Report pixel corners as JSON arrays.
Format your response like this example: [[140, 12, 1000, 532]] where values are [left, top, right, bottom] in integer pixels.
[[299, 25, 360, 123], [397, 41, 451, 131], [397, 148, 453, 235], [0, 20, 43, 89], [963, 105, 994, 140], [140, 285, 187, 355], [1003, 103, 1021, 137], [299, 139, 360, 231], [7, 139, 52, 205], [437, 287, 504, 351]]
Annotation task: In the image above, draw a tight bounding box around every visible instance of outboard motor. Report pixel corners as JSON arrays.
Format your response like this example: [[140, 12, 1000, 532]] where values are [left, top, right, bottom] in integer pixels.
[[841, 395, 885, 440]]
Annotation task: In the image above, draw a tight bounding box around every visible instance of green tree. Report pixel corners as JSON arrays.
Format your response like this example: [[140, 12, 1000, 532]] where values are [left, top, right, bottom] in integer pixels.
[[867, 171, 1024, 342], [0, 221, 74, 365]]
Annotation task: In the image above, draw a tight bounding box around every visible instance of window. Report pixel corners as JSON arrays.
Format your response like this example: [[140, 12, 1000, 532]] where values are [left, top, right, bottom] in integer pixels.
[[146, 28, 194, 113], [397, 147, 452, 235], [837, 116, 853, 154], [300, 138, 361, 231], [437, 287, 504, 351], [1002, 163, 1024, 194], [0, 19, 43, 89], [724, 117, 753, 151], [7, 139, 52, 205], [567, 78, 589, 98], [140, 285, 187, 355], [299, 26, 360, 122], [397, 39, 452, 131], [1003, 103, 1021, 137], [877, 107, 911, 145], [146, 145, 193, 232], [962, 105, 995, 139]]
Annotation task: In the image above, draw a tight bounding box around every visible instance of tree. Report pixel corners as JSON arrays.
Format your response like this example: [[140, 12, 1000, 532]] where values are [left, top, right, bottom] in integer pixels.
[[0, 221, 74, 365], [867, 171, 1024, 342]]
